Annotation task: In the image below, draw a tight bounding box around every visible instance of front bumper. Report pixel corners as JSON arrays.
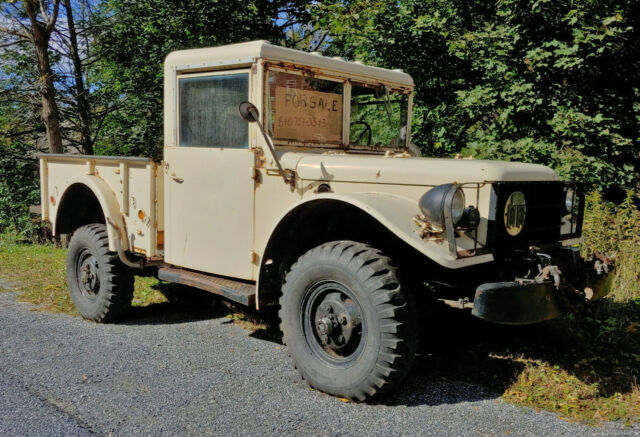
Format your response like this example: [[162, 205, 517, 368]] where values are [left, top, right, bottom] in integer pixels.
[[472, 281, 561, 325], [470, 251, 614, 325]]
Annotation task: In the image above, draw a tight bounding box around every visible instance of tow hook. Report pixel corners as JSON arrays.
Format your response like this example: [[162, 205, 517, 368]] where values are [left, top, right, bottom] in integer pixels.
[[535, 265, 562, 290], [457, 297, 470, 309]]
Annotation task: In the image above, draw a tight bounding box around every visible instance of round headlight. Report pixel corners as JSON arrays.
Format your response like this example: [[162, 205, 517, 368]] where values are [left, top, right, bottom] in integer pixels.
[[565, 187, 575, 213], [451, 189, 465, 224], [419, 184, 466, 229]]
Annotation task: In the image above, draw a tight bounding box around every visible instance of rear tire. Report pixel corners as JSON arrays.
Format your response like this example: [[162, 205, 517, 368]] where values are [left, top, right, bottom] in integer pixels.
[[279, 241, 417, 401], [66, 224, 134, 322]]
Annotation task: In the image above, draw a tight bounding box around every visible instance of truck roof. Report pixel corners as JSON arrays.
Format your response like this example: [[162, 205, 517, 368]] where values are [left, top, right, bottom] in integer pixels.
[[164, 40, 414, 87]]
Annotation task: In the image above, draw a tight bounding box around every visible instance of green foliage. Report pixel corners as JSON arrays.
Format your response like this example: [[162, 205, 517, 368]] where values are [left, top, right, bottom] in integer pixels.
[[582, 190, 640, 301], [0, 99, 43, 239], [0, 144, 41, 238], [313, 0, 639, 196], [89, 0, 304, 158]]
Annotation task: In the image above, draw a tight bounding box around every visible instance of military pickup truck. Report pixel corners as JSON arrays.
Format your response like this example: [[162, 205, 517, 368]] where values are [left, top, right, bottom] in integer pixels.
[[38, 40, 610, 401]]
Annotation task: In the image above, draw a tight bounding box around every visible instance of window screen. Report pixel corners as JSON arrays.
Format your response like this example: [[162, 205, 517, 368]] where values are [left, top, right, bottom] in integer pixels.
[[179, 73, 249, 148]]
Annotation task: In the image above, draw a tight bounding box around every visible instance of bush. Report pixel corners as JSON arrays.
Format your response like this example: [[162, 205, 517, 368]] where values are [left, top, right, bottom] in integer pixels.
[[582, 190, 640, 302], [314, 0, 639, 197], [0, 143, 42, 240]]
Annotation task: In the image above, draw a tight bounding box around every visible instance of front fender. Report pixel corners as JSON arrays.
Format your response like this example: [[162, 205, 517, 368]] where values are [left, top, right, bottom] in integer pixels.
[[255, 192, 493, 309], [315, 192, 493, 268], [56, 175, 128, 252]]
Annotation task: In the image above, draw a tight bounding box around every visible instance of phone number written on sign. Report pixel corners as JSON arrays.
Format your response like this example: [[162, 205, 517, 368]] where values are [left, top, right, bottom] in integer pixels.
[[276, 116, 328, 129]]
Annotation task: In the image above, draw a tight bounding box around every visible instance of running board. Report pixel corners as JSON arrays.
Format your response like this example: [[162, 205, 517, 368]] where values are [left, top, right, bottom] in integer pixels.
[[158, 267, 256, 307]]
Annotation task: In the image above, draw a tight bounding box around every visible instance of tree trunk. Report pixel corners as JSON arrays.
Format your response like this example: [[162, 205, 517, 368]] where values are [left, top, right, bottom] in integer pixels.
[[25, 0, 63, 154], [64, 0, 93, 155]]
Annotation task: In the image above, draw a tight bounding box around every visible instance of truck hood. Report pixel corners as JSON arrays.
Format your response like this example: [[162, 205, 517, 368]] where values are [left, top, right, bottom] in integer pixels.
[[280, 152, 559, 186]]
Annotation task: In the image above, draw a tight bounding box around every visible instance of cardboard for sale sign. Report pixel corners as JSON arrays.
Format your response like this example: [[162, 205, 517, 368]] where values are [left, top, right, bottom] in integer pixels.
[[273, 86, 343, 143]]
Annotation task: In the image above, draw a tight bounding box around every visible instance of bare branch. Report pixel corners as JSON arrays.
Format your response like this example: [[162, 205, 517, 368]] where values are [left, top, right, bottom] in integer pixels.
[[312, 31, 329, 52], [0, 24, 29, 40], [47, 0, 62, 33], [7, 3, 35, 35], [39, 0, 48, 22]]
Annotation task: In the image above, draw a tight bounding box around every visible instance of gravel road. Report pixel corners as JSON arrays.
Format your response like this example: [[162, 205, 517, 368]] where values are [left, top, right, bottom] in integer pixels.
[[0, 290, 636, 437]]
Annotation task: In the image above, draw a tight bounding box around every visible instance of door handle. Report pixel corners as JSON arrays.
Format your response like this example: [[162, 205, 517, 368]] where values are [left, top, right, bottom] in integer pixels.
[[170, 173, 184, 183]]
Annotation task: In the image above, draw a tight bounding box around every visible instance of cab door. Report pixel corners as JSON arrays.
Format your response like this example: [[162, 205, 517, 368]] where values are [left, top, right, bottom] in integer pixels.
[[164, 70, 255, 280]]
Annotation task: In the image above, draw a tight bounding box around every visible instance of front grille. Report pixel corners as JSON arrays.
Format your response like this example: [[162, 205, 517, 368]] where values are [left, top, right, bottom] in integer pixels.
[[486, 181, 583, 256]]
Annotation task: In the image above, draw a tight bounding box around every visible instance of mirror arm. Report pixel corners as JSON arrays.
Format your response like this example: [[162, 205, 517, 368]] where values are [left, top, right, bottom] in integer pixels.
[[253, 116, 289, 185], [239, 102, 289, 185]]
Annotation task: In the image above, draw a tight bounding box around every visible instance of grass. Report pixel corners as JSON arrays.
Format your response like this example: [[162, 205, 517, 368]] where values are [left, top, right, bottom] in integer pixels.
[[0, 232, 70, 312], [0, 191, 638, 424], [499, 300, 640, 425], [0, 231, 274, 336], [421, 295, 640, 425], [503, 358, 640, 424], [0, 231, 168, 313]]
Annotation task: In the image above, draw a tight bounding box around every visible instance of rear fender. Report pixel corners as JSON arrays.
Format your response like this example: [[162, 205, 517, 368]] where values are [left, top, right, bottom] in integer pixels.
[[56, 175, 128, 252]]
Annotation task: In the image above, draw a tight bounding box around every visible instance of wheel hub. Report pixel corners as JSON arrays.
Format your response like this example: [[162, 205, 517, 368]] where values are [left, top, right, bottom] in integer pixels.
[[316, 317, 334, 336], [313, 291, 362, 352], [77, 252, 100, 297]]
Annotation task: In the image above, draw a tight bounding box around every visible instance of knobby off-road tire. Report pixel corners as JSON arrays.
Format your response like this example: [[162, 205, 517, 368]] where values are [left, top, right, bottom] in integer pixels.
[[279, 241, 418, 401], [66, 224, 134, 322]]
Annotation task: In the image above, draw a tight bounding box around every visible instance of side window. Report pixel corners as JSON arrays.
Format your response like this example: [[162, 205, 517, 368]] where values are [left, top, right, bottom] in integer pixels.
[[178, 73, 249, 148]]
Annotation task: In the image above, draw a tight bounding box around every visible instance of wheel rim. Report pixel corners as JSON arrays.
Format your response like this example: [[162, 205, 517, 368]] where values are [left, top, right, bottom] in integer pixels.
[[302, 280, 366, 367], [76, 248, 100, 299]]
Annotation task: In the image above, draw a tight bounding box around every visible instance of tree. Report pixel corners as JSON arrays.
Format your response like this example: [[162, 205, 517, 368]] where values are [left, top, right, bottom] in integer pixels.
[[1, 0, 64, 153], [0, 57, 45, 236], [312, 0, 639, 199], [62, 0, 91, 154], [89, 0, 309, 158]]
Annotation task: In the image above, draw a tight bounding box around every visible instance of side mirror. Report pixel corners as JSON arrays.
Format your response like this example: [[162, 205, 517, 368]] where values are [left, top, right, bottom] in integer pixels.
[[238, 101, 260, 123]]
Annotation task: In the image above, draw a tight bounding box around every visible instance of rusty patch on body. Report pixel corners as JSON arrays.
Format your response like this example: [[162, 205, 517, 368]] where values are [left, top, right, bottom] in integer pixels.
[[413, 214, 444, 243], [457, 249, 476, 258]]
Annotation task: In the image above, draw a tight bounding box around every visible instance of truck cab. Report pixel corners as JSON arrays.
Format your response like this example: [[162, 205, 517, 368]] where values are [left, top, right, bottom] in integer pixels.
[[38, 41, 610, 402], [161, 41, 417, 281]]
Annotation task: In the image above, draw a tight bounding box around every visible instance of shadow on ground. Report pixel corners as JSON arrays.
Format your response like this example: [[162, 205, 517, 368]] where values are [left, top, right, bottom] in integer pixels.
[[387, 299, 640, 407], [119, 282, 640, 408], [122, 282, 282, 341]]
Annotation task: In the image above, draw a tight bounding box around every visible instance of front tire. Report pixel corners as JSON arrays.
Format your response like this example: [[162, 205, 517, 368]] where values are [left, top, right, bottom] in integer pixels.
[[279, 241, 417, 401], [66, 224, 134, 322]]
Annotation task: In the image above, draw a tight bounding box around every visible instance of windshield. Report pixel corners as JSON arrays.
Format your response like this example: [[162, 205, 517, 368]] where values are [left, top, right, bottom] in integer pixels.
[[265, 67, 410, 149], [349, 83, 408, 148]]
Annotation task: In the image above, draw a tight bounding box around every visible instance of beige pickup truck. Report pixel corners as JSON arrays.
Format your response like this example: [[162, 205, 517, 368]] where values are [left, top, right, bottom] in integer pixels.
[[38, 40, 608, 401]]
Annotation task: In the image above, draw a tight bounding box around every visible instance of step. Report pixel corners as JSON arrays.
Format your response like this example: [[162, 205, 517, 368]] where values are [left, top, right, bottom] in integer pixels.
[[158, 267, 256, 307]]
